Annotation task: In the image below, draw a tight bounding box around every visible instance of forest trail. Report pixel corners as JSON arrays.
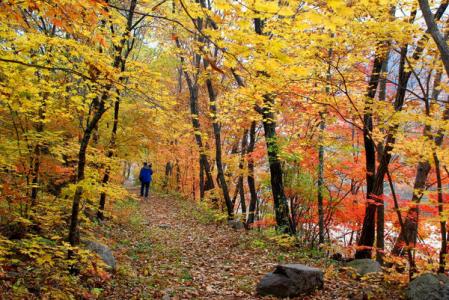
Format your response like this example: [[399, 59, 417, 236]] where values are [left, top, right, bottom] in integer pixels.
[[103, 188, 280, 299], [98, 189, 401, 300]]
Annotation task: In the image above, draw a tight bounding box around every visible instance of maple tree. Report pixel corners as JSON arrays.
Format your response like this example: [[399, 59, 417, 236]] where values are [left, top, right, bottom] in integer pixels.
[[1, 0, 449, 297]]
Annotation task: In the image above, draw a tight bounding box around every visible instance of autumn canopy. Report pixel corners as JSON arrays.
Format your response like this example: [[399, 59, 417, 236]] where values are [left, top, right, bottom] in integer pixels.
[[1, 0, 449, 298]]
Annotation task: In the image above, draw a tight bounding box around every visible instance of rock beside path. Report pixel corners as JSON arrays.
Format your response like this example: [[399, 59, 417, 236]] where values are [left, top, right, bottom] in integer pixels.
[[85, 240, 116, 270], [346, 259, 381, 275], [406, 273, 449, 300], [227, 219, 245, 230], [256, 264, 324, 298]]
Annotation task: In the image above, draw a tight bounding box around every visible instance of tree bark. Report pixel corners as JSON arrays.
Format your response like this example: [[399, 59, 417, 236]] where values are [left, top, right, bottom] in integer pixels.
[[68, 0, 133, 248], [30, 98, 46, 207], [254, 18, 293, 234], [97, 0, 137, 220], [418, 0, 449, 77], [261, 94, 294, 234], [433, 150, 447, 273], [246, 121, 258, 227], [205, 74, 234, 218], [392, 71, 442, 255], [317, 112, 325, 244], [355, 50, 385, 259], [238, 130, 248, 219], [356, 2, 447, 259]]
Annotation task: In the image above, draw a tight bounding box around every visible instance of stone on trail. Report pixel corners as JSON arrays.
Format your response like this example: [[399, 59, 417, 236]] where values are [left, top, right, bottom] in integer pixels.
[[85, 240, 116, 270], [256, 264, 324, 298], [406, 273, 449, 300], [227, 219, 245, 230], [158, 224, 171, 229], [346, 259, 381, 275]]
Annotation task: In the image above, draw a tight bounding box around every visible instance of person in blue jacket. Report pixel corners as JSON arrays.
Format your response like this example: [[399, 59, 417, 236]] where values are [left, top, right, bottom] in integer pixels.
[[139, 162, 153, 198]]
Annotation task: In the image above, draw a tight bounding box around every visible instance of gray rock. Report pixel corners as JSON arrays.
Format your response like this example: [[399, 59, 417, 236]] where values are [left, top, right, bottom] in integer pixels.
[[85, 240, 116, 270], [346, 259, 381, 275], [158, 224, 171, 229], [227, 219, 245, 230], [406, 273, 449, 300], [256, 264, 323, 298]]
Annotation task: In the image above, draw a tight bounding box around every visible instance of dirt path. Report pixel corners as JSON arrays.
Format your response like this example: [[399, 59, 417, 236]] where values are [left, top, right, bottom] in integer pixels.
[[99, 191, 403, 299]]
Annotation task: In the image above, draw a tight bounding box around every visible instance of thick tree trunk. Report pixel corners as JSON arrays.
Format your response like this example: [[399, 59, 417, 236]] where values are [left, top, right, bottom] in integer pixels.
[[261, 95, 294, 234], [355, 51, 384, 259], [253, 18, 293, 234]]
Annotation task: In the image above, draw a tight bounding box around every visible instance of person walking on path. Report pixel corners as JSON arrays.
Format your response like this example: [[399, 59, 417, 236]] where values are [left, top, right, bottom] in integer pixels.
[[139, 162, 153, 198]]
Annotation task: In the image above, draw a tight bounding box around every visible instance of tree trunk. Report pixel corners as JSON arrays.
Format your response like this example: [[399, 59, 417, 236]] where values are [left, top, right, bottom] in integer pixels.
[[97, 98, 120, 220], [317, 112, 325, 244], [246, 121, 258, 227], [392, 71, 442, 255], [253, 18, 293, 234], [238, 130, 248, 219], [205, 74, 234, 218], [418, 0, 449, 77], [317, 47, 332, 244], [356, 3, 447, 259], [68, 0, 134, 248], [261, 95, 294, 234], [433, 151, 446, 273], [30, 95, 47, 207], [355, 50, 384, 259], [97, 0, 136, 220]]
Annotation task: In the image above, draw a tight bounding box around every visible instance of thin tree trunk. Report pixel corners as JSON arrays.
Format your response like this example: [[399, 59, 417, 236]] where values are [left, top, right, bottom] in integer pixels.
[[199, 158, 205, 200], [97, 98, 120, 220], [356, 3, 447, 259], [373, 62, 391, 263], [68, 0, 133, 248], [393, 9, 449, 253], [176, 34, 215, 201], [317, 47, 333, 244], [419, 0, 449, 77], [238, 129, 248, 219], [205, 72, 233, 218], [393, 71, 442, 255], [97, 0, 137, 220], [317, 112, 325, 244], [434, 151, 446, 273], [30, 94, 47, 207], [246, 121, 258, 227], [176, 158, 181, 191]]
